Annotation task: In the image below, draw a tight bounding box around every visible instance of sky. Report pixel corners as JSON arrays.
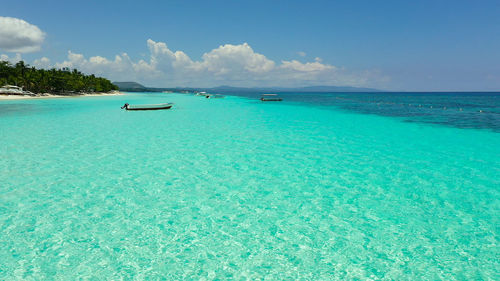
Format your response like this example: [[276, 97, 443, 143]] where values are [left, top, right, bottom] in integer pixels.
[[1, 0, 499, 91]]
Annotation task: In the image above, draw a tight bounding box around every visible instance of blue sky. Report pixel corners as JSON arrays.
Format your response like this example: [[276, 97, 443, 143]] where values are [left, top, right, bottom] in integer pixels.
[[1, 0, 499, 91]]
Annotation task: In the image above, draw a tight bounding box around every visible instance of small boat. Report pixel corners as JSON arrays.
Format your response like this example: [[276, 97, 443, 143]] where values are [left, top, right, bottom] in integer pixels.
[[121, 103, 173, 110], [260, 94, 282, 101], [196, 92, 213, 98]]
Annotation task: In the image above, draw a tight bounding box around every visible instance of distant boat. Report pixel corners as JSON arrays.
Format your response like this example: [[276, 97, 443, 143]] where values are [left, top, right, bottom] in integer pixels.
[[196, 92, 214, 98], [121, 103, 173, 110], [260, 94, 282, 101]]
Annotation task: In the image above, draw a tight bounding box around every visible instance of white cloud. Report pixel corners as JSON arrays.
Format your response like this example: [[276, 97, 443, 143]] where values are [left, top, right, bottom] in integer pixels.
[[145, 39, 193, 72], [0, 17, 45, 53], [297, 51, 306, 57], [27, 39, 388, 87], [32, 56, 51, 68], [280, 58, 334, 72], [196, 43, 275, 74], [0, 53, 22, 64], [52, 51, 157, 82]]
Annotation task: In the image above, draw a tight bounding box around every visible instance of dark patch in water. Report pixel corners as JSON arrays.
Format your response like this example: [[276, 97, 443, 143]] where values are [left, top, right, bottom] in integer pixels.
[[227, 91, 500, 132], [0, 103, 40, 116], [0, 102, 78, 117]]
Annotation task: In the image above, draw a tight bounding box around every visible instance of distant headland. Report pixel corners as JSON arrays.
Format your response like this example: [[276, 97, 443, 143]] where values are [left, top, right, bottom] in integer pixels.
[[113, 81, 381, 94]]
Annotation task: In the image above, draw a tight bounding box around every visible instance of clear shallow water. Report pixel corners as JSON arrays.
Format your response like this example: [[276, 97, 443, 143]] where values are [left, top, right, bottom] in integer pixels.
[[0, 93, 499, 279]]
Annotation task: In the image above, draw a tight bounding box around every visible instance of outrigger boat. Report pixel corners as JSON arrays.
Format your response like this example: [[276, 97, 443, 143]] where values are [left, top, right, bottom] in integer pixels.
[[260, 94, 282, 101], [121, 103, 173, 111]]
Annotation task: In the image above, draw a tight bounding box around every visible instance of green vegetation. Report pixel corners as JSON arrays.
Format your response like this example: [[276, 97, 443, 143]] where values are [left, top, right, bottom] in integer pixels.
[[0, 61, 118, 94], [113, 81, 147, 92]]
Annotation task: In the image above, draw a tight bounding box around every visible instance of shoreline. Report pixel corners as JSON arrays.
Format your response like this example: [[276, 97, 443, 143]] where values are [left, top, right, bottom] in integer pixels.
[[0, 90, 124, 100]]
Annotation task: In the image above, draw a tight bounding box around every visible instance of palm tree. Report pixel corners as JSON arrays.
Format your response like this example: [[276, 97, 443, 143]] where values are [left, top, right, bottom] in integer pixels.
[[1, 60, 117, 94]]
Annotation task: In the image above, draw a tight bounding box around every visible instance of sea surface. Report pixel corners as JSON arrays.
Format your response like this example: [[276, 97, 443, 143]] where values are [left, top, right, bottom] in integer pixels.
[[0, 92, 498, 279]]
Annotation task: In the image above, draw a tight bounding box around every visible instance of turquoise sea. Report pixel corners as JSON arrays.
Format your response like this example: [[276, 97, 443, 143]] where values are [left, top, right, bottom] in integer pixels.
[[0, 92, 499, 279]]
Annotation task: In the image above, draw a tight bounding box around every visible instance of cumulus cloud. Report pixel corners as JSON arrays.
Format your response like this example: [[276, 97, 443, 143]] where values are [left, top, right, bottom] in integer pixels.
[[280, 58, 334, 72], [52, 51, 156, 82], [197, 43, 275, 74], [0, 53, 22, 63], [25, 39, 387, 87], [0, 17, 45, 53], [32, 56, 51, 68], [145, 39, 193, 72]]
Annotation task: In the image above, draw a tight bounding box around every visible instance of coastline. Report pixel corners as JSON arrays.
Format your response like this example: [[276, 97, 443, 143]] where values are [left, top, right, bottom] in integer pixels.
[[0, 90, 124, 100]]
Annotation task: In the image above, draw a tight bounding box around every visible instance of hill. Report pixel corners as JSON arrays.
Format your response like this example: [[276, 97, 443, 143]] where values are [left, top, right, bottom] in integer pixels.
[[114, 83, 381, 93], [112, 81, 147, 91], [207, 85, 381, 93]]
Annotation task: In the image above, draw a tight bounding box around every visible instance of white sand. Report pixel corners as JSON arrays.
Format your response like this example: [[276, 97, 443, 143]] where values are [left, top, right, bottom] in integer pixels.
[[0, 91, 124, 100]]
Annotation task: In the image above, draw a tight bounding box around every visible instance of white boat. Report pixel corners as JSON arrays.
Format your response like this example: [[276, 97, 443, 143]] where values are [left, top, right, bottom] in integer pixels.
[[196, 92, 214, 98], [121, 103, 173, 111], [260, 94, 283, 101]]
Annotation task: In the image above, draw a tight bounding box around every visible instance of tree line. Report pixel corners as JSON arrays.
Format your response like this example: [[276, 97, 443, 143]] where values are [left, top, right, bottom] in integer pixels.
[[0, 61, 118, 94]]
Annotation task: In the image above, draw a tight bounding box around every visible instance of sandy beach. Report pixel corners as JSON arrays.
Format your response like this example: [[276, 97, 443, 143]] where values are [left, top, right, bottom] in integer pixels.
[[0, 91, 124, 100]]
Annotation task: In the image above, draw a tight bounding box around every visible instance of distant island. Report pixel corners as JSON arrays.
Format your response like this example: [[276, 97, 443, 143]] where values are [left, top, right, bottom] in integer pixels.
[[112, 82, 147, 92], [0, 61, 118, 96], [113, 81, 381, 93]]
